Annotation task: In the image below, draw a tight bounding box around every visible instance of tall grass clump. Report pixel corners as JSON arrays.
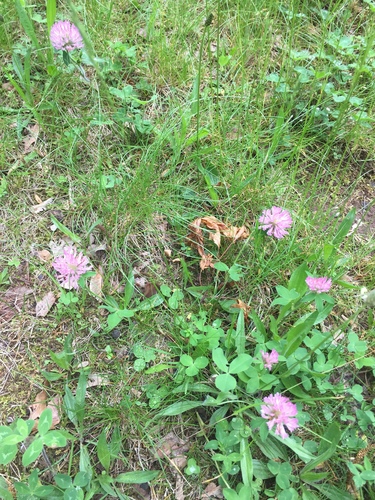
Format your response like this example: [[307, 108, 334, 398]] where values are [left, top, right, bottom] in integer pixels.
[[0, 0, 375, 499]]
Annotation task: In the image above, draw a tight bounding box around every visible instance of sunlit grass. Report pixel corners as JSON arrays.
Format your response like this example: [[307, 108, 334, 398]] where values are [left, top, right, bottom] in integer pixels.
[[1, 0, 375, 498]]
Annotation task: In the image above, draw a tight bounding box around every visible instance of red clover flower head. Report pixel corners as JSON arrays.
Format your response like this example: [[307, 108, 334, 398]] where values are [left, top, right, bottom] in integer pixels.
[[261, 349, 279, 370], [305, 276, 332, 293], [259, 206, 292, 239], [52, 246, 92, 290], [50, 20, 84, 52], [261, 393, 299, 439]]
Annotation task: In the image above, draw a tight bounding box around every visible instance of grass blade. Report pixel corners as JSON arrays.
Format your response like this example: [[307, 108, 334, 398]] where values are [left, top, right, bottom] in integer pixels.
[[155, 401, 203, 417], [15, 0, 43, 64], [332, 208, 356, 244], [240, 437, 253, 493], [51, 215, 81, 244], [46, 0, 56, 34], [115, 471, 159, 484]]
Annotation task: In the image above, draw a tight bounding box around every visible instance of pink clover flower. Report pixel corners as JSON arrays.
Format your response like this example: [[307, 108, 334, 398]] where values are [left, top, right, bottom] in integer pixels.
[[50, 21, 84, 51], [259, 206, 292, 239], [305, 276, 332, 293], [261, 349, 279, 370], [52, 246, 92, 289], [261, 393, 299, 439]]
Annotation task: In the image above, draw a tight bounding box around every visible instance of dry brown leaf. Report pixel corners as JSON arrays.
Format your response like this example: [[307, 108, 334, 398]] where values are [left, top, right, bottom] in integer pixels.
[[0, 302, 16, 323], [201, 482, 223, 499], [30, 197, 53, 214], [29, 390, 47, 427], [134, 276, 147, 289], [2, 286, 33, 322], [164, 248, 172, 258], [2, 82, 13, 91], [35, 291, 56, 317], [76, 361, 90, 369], [5, 286, 34, 299], [132, 484, 151, 500], [29, 391, 62, 432], [186, 218, 205, 257], [187, 216, 249, 270], [200, 253, 215, 270], [144, 282, 157, 298], [37, 249, 53, 262], [208, 229, 221, 248], [23, 123, 39, 154], [49, 395, 62, 430], [200, 216, 227, 231], [130, 388, 142, 398], [171, 455, 187, 470], [201, 216, 249, 243], [231, 299, 251, 322], [232, 225, 249, 241], [87, 373, 110, 388], [90, 270, 103, 298], [156, 432, 190, 459], [175, 476, 184, 500], [87, 242, 107, 257]]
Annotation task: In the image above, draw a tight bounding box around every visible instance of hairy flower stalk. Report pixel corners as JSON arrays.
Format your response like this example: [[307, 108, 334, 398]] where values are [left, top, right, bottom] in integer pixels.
[[259, 206, 292, 239], [50, 21, 84, 51], [261, 393, 299, 439], [52, 246, 92, 289]]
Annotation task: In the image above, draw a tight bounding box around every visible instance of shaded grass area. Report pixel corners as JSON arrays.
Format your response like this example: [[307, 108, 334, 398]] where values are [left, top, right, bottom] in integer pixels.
[[1, 0, 375, 498]]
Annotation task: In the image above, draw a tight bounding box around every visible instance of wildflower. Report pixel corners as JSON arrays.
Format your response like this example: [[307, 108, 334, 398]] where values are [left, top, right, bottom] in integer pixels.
[[52, 246, 92, 289], [258, 206, 292, 239], [50, 20, 84, 51], [261, 393, 299, 439], [305, 276, 332, 294], [261, 349, 279, 370]]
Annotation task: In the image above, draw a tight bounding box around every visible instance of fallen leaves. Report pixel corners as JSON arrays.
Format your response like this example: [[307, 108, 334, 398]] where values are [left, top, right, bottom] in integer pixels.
[[90, 269, 103, 298], [202, 483, 223, 498], [0, 301, 16, 323], [231, 299, 251, 322], [37, 249, 53, 262], [1, 286, 33, 323], [156, 431, 190, 460], [35, 292, 56, 317], [87, 373, 110, 388], [28, 390, 62, 432], [29, 196, 54, 215], [23, 123, 39, 154], [186, 216, 248, 270], [156, 432, 191, 500], [5, 286, 33, 300]]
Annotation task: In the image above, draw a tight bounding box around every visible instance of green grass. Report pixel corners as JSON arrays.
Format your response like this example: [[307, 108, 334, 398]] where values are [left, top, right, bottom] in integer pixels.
[[1, 0, 375, 498]]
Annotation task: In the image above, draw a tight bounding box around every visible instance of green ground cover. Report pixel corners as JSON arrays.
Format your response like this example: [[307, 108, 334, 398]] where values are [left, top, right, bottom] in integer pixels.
[[1, 0, 375, 498]]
